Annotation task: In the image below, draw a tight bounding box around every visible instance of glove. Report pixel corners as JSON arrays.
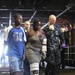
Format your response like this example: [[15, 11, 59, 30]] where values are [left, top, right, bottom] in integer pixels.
[[61, 43, 66, 48]]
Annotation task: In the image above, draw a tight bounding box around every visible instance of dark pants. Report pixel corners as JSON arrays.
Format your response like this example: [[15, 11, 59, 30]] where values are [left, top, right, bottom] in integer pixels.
[[45, 63, 59, 75], [23, 57, 30, 75]]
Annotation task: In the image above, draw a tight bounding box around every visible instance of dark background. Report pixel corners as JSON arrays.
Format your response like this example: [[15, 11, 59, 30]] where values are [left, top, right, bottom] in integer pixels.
[[0, 0, 75, 27]]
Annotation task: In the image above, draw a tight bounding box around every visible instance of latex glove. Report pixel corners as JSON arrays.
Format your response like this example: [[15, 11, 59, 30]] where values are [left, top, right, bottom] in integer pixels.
[[61, 43, 66, 48]]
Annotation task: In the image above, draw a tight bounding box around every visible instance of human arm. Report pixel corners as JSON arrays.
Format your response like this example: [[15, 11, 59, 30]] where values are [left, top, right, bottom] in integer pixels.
[[22, 29, 27, 60], [59, 27, 66, 48], [22, 43, 26, 60]]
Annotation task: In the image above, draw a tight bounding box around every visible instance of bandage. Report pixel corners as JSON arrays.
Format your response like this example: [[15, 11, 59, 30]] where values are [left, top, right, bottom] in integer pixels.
[[30, 63, 39, 71]]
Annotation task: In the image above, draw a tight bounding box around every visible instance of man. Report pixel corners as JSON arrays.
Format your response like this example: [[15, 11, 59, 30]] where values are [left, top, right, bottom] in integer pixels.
[[7, 13, 26, 75], [23, 21, 30, 75], [43, 14, 66, 75], [24, 21, 30, 32]]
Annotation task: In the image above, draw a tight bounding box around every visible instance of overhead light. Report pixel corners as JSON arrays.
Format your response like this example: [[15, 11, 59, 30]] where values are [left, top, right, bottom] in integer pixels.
[[2, 5, 6, 7], [43, 6, 46, 9]]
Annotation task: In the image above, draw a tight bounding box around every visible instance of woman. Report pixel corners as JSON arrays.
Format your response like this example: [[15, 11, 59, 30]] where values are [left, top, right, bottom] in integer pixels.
[[25, 19, 45, 75]]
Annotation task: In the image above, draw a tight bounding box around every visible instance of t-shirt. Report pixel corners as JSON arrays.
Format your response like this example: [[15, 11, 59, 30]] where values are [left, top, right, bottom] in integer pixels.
[[7, 27, 26, 58]]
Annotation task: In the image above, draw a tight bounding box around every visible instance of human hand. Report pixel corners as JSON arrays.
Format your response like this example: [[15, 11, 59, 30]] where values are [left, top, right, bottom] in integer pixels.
[[49, 25, 54, 30]]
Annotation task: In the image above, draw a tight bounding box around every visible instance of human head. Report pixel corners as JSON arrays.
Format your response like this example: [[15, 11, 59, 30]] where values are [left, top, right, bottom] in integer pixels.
[[33, 19, 42, 31], [49, 14, 56, 25], [24, 21, 30, 31], [14, 13, 22, 26]]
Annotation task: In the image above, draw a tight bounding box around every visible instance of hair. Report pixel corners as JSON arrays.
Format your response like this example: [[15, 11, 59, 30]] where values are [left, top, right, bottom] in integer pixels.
[[14, 13, 22, 19], [49, 14, 56, 19], [24, 21, 30, 25], [33, 19, 42, 28]]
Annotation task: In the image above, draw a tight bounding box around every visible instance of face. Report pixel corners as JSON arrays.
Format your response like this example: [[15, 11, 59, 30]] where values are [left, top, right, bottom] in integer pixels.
[[24, 21, 30, 30], [15, 15, 22, 26], [49, 15, 56, 25], [34, 22, 42, 31]]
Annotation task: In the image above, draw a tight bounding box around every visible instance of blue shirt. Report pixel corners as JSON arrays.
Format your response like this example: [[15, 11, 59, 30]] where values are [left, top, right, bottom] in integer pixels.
[[7, 27, 26, 58]]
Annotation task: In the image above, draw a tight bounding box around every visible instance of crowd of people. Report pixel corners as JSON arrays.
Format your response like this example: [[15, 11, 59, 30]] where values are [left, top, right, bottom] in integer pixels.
[[2, 13, 66, 75]]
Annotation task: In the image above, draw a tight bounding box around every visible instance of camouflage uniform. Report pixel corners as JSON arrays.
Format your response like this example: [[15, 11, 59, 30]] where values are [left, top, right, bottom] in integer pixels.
[[43, 24, 65, 75]]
